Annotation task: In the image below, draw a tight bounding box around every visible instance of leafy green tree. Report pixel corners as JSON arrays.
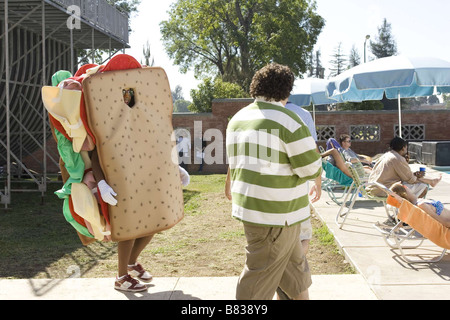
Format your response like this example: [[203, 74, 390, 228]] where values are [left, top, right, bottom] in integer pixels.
[[338, 101, 384, 111], [172, 85, 192, 112], [106, 0, 141, 15], [444, 94, 450, 108], [370, 18, 397, 58], [174, 100, 191, 113], [189, 77, 249, 113], [160, 0, 324, 91]]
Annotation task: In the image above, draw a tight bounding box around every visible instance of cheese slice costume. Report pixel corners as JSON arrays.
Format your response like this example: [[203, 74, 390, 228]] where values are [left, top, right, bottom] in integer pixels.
[[43, 54, 185, 243]]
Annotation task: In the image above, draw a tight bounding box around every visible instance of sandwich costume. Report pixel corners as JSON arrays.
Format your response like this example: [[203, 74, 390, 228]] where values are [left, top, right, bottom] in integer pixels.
[[42, 55, 188, 290]]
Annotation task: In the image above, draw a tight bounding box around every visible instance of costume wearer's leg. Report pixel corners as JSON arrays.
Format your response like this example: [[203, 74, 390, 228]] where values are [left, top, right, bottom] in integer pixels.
[[128, 235, 154, 265], [118, 239, 135, 277]]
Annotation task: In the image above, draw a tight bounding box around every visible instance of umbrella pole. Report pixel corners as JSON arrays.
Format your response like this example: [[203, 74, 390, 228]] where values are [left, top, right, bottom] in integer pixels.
[[313, 104, 316, 126], [398, 92, 402, 138]]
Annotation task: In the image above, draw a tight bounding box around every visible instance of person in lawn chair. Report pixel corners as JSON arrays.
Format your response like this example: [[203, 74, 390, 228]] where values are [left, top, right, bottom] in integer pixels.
[[366, 137, 441, 199]]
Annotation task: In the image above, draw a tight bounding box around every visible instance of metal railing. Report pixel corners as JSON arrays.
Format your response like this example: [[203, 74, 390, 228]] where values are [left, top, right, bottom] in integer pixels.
[[49, 0, 129, 43]]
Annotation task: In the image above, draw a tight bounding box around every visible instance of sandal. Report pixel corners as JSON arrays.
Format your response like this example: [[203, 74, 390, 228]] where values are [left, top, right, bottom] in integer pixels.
[[127, 263, 153, 283], [114, 274, 147, 292]]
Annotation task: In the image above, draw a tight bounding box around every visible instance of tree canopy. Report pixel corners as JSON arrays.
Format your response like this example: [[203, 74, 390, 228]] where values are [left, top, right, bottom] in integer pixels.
[[189, 78, 249, 113], [370, 18, 398, 59], [160, 0, 324, 91]]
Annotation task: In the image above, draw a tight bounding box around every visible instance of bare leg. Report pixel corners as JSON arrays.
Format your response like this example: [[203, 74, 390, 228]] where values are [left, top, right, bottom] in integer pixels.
[[419, 203, 450, 228], [327, 149, 352, 178], [419, 174, 442, 188], [128, 235, 154, 265], [117, 235, 154, 277], [301, 240, 310, 255], [118, 239, 135, 277]]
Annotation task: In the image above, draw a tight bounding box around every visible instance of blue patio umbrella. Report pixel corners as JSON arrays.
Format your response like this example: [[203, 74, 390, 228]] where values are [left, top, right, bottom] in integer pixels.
[[289, 78, 339, 124], [326, 55, 450, 137]]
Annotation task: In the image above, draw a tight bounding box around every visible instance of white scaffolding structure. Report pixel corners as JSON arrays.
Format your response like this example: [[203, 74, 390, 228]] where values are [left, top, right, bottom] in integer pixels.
[[1, 0, 129, 208]]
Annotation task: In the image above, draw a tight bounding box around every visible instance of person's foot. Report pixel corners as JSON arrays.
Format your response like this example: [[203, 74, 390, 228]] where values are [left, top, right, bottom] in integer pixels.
[[114, 274, 147, 292], [430, 175, 442, 188], [127, 263, 153, 283]]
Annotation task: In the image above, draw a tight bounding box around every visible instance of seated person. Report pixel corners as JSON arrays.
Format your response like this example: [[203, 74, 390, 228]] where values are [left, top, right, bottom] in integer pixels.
[[321, 147, 352, 179], [366, 137, 441, 198], [390, 182, 449, 228], [338, 134, 373, 168]]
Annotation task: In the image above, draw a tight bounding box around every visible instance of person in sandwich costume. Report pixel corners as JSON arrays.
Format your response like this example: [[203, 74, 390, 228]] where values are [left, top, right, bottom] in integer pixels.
[[43, 55, 189, 292]]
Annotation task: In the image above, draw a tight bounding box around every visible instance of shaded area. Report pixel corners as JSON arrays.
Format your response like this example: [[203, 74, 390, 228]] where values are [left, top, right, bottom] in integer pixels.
[[0, 183, 117, 279]]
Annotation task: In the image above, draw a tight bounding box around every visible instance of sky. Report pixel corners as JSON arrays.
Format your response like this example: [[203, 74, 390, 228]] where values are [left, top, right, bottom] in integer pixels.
[[124, 0, 450, 100]]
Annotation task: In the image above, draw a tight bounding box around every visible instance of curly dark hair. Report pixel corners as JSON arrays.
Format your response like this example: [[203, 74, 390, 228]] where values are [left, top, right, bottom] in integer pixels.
[[249, 63, 294, 101]]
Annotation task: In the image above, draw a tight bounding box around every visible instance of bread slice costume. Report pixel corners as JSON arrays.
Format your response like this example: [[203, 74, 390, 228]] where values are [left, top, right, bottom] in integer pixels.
[[43, 55, 184, 243], [82, 66, 184, 241]]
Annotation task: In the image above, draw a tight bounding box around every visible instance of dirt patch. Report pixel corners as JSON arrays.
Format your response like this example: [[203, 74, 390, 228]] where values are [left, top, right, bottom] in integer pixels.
[[1, 175, 354, 279]]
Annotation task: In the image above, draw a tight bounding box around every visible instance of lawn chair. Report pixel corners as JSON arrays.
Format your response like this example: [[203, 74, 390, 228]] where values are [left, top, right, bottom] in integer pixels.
[[335, 162, 393, 229], [373, 185, 448, 263], [319, 145, 356, 205]]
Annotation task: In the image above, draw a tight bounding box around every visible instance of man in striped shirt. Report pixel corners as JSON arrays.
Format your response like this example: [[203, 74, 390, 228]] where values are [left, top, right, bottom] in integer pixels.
[[226, 63, 322, 300]]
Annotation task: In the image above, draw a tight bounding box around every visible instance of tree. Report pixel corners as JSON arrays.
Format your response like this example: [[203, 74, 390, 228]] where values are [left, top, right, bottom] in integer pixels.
[[370, 18, 397, 59], [160, 0, 324, 91], [444, 94, 450, 108], [308, 49, 324, 78], [338, 101, 384, 111], [172, 85, 191, 112], [174, 100, 191, 112], [106, 0, 141, 15], [189, 77, 249, 113], [172, 85, 184, 102], [348, 45, 361, 68], [329, 42, 346, 77], [142, 41, 155, 66]]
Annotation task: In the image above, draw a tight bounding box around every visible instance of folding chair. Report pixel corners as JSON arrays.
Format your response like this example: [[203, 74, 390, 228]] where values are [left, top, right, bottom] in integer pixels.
[[319, 145, 355, 205], [335, 162, 393, 229], [373, 185, 448, 263]]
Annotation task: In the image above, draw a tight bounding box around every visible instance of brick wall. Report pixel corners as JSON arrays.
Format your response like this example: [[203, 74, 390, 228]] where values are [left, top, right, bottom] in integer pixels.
[[25, 99, 450, 174], [172, 100, 450, 173], [316, 109, 450, 156]]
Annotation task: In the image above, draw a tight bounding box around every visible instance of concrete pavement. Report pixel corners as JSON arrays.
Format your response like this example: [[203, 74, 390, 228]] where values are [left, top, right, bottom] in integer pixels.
[[0, 274, 377, 300], [312, 164, 450, 300]]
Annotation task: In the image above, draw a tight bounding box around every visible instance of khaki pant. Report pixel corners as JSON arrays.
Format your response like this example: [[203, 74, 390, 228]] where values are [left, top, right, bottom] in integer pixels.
[[236, 222, 312, 300]]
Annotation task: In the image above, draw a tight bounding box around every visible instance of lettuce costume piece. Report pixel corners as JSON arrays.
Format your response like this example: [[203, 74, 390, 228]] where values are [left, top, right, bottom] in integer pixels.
[[54, 129, 85, 199], [51, 70, 73, 87]]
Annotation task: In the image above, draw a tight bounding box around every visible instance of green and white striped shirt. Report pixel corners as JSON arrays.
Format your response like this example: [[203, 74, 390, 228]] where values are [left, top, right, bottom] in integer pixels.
[[226, 99, 322, 227]]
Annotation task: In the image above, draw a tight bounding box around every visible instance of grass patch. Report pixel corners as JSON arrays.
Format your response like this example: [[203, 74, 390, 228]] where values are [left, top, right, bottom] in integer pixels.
[[0, 174, 353, 279]]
